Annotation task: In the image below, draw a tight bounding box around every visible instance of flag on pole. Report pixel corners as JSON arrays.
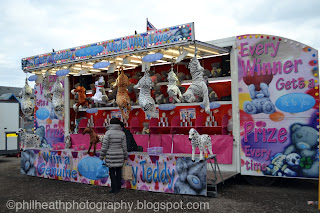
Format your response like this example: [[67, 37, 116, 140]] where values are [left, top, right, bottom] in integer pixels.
[[147, 18, 157, 31]]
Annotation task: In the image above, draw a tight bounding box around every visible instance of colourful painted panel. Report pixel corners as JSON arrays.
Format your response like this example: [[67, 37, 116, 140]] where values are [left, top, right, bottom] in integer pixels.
[[34, 76, 65, 148], [21, 23, 194, 71], [21, 149, 207, 196], [237, 34, 319, 178]]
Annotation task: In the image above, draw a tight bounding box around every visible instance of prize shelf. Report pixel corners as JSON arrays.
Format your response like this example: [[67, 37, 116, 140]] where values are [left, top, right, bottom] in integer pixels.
[[157, 76, 231, 86], [85, 76, 232, 94], [78, 101, 232, 111], [79, 76, 232, 111]]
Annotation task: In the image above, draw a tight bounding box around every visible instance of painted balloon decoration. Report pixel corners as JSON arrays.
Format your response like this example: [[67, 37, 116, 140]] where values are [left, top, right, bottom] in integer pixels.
[[28, 75, 38, 81], [306, 87, 320, 109], [78, 157, 105, 180], [243, 71, 273, 90], [200, 102, 221, 109], [93, 61, 110, 69], [86, 108, 99, 114], [275, 93, 316, 113], [56, 69, 70, 76], [75, 46, 104, 57], [35, 108, 50, 120], [269, 111, 285, 122], [158, 104, 176, 111], [142, 53, 163, 62], [239, 110, 254, 136]]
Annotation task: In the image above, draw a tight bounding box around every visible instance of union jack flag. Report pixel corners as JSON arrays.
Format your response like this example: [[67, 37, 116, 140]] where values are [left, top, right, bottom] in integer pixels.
[[147, 19, 157, 31]]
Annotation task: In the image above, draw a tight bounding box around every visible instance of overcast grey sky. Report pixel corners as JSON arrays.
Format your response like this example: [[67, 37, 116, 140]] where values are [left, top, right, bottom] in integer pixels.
[[0, 0, 319, 88]]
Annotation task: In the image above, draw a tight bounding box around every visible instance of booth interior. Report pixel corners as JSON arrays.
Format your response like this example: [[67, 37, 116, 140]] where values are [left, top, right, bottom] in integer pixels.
[[21, 23, 237, 197], [69, 43, 233, 165]]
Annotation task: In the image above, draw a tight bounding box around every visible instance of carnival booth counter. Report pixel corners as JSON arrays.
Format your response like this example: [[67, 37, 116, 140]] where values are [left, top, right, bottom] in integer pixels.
[[20, 21, 319, 198], [20, 22, 234, 197]]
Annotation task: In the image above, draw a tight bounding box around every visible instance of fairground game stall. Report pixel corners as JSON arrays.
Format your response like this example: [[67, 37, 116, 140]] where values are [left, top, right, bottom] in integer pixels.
[[19, 22, 319, 197]]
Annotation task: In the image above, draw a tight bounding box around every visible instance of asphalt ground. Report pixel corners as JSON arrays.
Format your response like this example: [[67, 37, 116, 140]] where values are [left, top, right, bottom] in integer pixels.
[[0, 156, 318, 213]]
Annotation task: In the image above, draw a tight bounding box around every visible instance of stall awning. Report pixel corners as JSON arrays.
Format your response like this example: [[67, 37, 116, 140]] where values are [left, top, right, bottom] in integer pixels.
[[21, 22, 229, 76]]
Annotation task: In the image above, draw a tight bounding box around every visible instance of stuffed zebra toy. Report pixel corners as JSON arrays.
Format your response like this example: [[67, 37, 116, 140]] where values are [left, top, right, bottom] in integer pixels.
[[167, 68, 182, 103], [43, 71, 53, 102], [52, 77, 64, 120], [183, 57, 210, 114], [188, 128, 213, 162], [20, 79, 34, 120], [134, 70, 157, 118]]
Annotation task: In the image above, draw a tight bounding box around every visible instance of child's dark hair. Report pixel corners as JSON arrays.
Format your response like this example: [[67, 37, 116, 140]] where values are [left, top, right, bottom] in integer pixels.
[[110, 117, 121, 125]]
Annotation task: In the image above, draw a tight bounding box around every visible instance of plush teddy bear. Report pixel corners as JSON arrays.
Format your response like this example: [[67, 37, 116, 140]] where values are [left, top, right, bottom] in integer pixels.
[[154, 73, 162, 83], [154, 86, 165, 105], [212, 68, 222, 77], [243, 83, 275, 114], [174, 157, 207, 195], [284, 124, 319, 178], [203, 69, 212, 78], [177, 72, 186, 82], [185, 74, 191, 80], [148, 69, 155, 77], [265, 153, 287, 176], [207, 87, 219, 102], [35, 126, 50, 148], [132, 71, 142, 81], [161, 70, 168, 82], [211, 62, 222, 77], [89, 83, 95, 95], [107, 77, 116, 89], [283, 153, 301, 177], [107, 81, 117, 102], [141, 122, 150, 135]]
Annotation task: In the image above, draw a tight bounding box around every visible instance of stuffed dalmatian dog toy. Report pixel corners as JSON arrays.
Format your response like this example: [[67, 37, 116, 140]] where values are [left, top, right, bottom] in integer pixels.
[[52, 77, 64, 120], [183, 57, 210, 114], [20, 79, 34, 120], [134, 69, 157, 118], [188, 128, 213, 162], [16, 128, 41, 151], [167, 68, 182, 103]]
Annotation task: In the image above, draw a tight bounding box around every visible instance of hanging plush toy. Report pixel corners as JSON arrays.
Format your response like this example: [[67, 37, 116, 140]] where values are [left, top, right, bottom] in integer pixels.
[[43, 71, 53, 102], [92, 76, 108, 106], [134, 70, 157, 118], [114, 67, 131, 120], [167, 67, 182, 103], [52, 76, 64, 120], [20, 79, 34, 120], [71, 85, 89, 111], [183, 57, 210, 114]]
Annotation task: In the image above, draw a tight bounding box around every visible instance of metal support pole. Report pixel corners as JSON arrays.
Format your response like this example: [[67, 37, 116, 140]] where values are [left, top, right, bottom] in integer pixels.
[[64, 76, 70, 136]]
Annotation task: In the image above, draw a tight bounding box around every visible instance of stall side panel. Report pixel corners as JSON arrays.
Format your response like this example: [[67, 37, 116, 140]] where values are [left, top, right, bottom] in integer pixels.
[[34, 76, 65, 148], [237, 34, 319, 179]]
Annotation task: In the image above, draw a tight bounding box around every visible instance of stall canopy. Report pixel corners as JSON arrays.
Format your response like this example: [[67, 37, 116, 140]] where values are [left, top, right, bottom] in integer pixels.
[[21, 22, 229, 75]]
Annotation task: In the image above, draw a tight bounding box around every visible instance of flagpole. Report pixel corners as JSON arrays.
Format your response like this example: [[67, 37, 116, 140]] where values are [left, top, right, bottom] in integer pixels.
[[146, 18, 148, 32]]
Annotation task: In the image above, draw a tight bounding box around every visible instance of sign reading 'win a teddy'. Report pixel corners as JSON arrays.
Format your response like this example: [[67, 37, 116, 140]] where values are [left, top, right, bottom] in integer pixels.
[[237, 34, 319, 179]]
